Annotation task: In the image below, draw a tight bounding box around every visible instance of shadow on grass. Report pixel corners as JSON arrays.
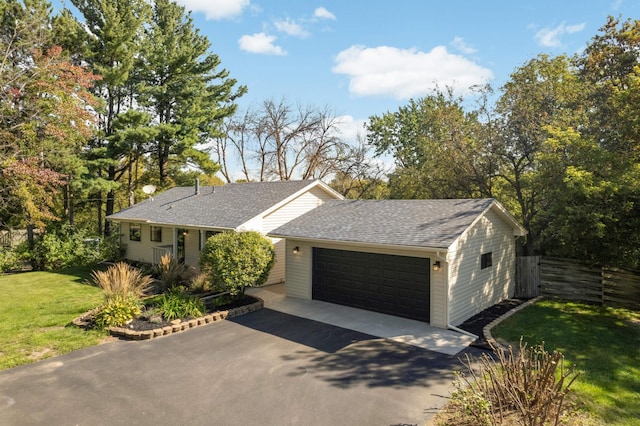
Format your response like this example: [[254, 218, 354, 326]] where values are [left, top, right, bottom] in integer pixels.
[[232, 308, 478, 389]]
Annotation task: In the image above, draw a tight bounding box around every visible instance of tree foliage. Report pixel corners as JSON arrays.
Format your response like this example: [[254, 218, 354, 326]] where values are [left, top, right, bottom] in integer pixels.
[[366, 17, 640, 267]]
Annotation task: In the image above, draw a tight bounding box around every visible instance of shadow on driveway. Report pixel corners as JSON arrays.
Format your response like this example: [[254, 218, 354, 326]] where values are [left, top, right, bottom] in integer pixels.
[[231, 308, 473, 390]]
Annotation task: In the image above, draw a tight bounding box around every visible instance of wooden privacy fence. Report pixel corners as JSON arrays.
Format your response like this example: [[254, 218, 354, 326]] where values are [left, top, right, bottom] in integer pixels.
[[516, 256, 640, 310]]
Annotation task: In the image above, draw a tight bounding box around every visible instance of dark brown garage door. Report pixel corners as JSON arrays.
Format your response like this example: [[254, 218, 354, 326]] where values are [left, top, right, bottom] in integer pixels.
[[312, 248, 430, 322]]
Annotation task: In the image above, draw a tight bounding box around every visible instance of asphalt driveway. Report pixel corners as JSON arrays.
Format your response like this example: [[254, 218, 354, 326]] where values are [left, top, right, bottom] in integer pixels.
[[0, 309, 478, 425]]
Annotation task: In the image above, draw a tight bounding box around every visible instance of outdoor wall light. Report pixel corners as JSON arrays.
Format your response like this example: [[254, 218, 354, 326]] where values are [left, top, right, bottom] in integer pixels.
[[433, 261, 441, 271], [183, 230, 189, 236], [292, 246, 300, 255]]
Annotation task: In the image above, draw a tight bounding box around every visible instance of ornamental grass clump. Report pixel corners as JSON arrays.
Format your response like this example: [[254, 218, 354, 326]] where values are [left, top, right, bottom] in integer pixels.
[[89, 262, 154, 301], [89, 262, 154, 328], [154, 254, 187, 292], [452, 338, 580, 426]]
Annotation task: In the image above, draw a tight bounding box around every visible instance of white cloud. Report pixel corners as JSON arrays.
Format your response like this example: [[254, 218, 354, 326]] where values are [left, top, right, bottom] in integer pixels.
[[274, 18, 310, 38], [332, 45, 493, 99], [534, 22, 586, 47], [335, 115, 368, 143], [314, 7, 336, 20], [238, 33, 287, 55], [175, 0, 250, 20], [451, 36, 477, 54]]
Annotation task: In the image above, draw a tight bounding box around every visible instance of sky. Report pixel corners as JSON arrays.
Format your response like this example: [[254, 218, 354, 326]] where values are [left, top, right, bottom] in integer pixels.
[[54, 0, 640, 143]]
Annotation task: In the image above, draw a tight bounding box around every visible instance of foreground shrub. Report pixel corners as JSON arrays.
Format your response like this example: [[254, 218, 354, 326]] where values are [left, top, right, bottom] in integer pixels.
[[155, 289, 205, 320], [199, 231, 275, 298], [94, 294, 142, 328], [154, 254, 187, 292], [452, 339, 580, 426], [89, 262, 154, 301]]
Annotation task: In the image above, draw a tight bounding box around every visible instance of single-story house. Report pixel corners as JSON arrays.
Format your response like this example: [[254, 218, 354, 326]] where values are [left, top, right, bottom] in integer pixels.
[[269, 198, 526, 328], [107, 180, 344, 285]]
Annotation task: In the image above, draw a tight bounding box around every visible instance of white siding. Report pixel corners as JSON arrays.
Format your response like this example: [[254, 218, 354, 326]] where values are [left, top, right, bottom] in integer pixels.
[[447, 208, 517, 326], [262, 186, 339, 285], [283, 238, 444, 326], [122, 222, 174, 264], [184, 228, 200, 268]]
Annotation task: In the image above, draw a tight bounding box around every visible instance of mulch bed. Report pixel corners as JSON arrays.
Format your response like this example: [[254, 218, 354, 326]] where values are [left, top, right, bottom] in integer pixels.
[[458, 298, 527, 350]]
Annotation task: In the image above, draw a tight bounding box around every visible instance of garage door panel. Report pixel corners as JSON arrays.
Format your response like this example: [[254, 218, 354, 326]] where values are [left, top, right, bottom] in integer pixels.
[[312, 248, 430, 322]]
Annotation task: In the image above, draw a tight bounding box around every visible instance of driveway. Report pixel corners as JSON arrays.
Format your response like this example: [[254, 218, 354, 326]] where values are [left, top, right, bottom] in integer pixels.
[[0, 309, 480, 425]]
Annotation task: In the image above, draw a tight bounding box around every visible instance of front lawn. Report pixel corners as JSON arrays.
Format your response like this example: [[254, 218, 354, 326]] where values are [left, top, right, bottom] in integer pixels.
[[492, 299, 640, 426], [0, 266, 106, 370]]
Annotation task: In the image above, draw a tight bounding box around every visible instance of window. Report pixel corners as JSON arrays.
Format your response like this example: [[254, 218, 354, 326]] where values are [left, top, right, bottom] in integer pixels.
[[150, 226, 162, 242], [129, 223, 141, 241], [481, 252, 493, 269]]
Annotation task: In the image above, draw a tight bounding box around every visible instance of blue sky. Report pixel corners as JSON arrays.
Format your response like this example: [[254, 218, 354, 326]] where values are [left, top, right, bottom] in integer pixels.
[[55, 0, 640, 142]]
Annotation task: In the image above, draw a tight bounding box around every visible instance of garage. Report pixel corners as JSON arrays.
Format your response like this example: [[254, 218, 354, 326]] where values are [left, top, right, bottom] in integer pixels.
[[312, 247, 430, 322]]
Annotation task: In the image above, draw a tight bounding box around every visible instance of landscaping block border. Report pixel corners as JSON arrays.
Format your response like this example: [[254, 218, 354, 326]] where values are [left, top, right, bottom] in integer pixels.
[[483, 296, 544, 350]]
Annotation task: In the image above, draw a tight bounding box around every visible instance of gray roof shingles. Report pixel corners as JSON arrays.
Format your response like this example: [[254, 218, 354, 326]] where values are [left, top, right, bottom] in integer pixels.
[[270, 198, 496, 249], [108, 180, 317, 229]]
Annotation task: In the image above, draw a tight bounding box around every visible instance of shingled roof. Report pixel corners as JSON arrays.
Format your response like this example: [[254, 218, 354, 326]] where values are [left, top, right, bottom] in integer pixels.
[[269, 198, 516, 249], [108, 180, 325, 229]]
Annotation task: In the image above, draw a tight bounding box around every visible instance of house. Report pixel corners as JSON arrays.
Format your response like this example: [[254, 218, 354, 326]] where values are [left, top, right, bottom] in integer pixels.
[[106, 180, 344, 285], [268, 198, 526, 328]]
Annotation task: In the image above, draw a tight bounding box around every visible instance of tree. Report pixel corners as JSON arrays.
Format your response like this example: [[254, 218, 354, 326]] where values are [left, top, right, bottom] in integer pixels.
[[67, 0, 150, 235], [493, 54, 583, 255], [135, 0, 245, 186], [199, 231, 275, 297], [0, 0, 99, 238], [367, 90, 494, 199], [214, 98, 348, 181]]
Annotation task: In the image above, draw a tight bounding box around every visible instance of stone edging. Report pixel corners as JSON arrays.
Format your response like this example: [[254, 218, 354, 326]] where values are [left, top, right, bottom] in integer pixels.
[[73, 298, 264, 341], [483, 296, 544, 350]]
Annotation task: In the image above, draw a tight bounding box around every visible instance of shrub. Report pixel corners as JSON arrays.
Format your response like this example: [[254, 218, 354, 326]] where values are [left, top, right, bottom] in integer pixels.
[[188, 272, 227, 295], [199, 231, 275, 298], [31, 225, 98, 270], [0, 247, 21, 273], [452, 339, 580, 426], [154, 254, 187, 292], [94, 294, 142, 328], [89, 262, 154, 301], [156, 289, 205, 320]]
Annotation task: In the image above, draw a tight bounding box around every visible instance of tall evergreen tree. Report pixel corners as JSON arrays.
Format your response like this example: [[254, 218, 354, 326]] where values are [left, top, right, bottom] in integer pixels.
[[135, 0, 246, 187]]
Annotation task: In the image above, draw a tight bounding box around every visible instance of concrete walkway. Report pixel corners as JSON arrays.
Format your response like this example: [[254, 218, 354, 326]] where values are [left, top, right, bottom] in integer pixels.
[[248, 284, 474, 355]]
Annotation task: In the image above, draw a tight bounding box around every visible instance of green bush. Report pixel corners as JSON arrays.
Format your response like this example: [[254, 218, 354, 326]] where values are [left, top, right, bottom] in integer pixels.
[[156, 289, 205, 320], [94, 294, 142, 328], [199, 231, 275, 297], [31, 225, 98, 270], [0, 247, 21, 273]]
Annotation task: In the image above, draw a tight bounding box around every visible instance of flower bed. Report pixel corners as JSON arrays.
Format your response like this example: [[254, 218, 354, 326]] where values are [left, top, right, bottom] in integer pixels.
[[73, 296, 263, 341]]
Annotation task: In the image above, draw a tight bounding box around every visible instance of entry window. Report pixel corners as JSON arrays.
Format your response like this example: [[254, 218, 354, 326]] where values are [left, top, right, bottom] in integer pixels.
[[150, 226, 162, 242], [129, 223, 141, 241], [481, 252, 493, 269]]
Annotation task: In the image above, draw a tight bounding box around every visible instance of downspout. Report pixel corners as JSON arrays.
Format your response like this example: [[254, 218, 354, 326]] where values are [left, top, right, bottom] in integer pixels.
[[438, 250, 479, 339]]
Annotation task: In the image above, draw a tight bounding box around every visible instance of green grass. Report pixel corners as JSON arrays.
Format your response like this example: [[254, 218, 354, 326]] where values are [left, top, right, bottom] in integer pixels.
[[0, 265, 106, 370], [492, 299, 640, 426]]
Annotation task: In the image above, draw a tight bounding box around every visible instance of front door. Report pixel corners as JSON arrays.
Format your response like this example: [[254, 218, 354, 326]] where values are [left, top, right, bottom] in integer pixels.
[[176, 228, 186, 263]]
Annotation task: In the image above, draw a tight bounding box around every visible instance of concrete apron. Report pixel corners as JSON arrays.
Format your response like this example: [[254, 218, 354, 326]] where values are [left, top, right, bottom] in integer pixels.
[[248, 284, 474, 356]]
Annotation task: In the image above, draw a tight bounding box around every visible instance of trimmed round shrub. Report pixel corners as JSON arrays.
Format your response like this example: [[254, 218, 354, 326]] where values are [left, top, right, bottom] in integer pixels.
[[199, 231, 275, 297]]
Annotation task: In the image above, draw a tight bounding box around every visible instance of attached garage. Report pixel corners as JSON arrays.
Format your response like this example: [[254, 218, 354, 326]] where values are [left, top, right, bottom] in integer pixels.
[[312, 248, 430, 322], [270, 198, 527, 330]]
